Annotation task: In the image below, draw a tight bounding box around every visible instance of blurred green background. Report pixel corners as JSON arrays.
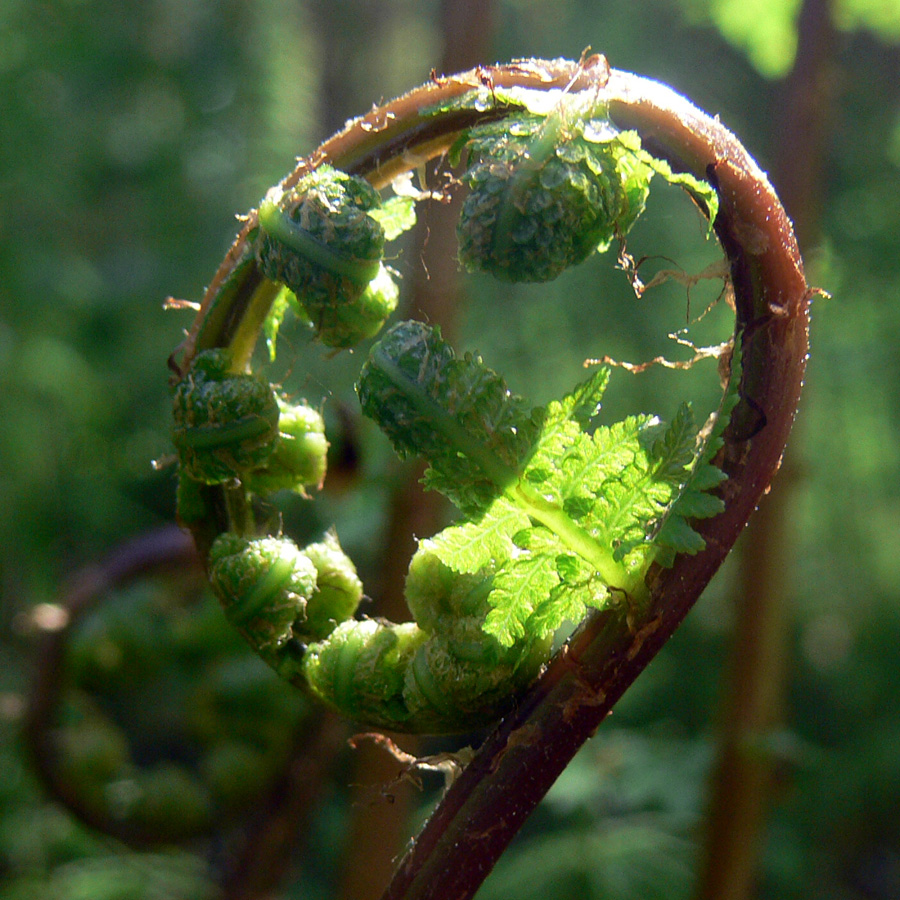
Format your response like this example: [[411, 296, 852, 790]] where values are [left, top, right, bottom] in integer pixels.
[[1, 0, 899, 898]]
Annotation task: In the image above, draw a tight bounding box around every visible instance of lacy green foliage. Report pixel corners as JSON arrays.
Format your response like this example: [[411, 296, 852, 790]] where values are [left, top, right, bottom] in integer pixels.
[[172, 349, 279, 484], [359, 323, 728, 647], [254, 165, 399, 348], [653, 343, 741, 565], [368, 192, 418, 241]]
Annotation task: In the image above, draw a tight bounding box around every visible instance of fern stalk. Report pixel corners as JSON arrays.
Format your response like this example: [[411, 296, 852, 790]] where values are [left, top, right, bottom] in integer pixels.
[[173, 58, 810, 900], [695, 1, 834, 895]]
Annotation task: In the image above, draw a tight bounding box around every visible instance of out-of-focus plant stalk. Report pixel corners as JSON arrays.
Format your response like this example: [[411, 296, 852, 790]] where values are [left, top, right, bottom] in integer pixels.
[[694, 1, 835, 898]]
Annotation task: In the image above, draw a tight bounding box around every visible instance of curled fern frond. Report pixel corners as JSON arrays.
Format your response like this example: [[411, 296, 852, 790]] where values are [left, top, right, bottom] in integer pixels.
[[300, 544, 550, 733], [457, 106, 652, 282], [166, 59, 794, 748], [208, 531, 364, 664], [208, 533, 319, 671], [255, 165, 398, 348], [357, 320, 540, 515], [172, 350, 279, 484]]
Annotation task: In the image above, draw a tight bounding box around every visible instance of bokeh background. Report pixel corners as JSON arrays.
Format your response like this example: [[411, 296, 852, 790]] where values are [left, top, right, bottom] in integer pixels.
[[1, 1, 899, 898]]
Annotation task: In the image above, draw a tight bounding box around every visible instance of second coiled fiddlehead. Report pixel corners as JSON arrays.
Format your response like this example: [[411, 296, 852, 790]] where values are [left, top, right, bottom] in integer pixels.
[[168, 54, 808, 767], [255, 164, 399, 348]]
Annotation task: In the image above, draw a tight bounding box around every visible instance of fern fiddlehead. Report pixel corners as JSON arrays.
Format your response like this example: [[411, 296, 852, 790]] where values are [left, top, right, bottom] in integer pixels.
[[254, 165, 399, 348], [172, 349, 280, 484], [168, 56, 806, 756], [457, 106, 649, 281]]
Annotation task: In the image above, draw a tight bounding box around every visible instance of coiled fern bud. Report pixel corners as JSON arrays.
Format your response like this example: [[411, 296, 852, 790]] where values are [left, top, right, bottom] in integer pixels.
[[302, 531, 364, 639], [401, 546, 551, 725], [208, 531, 363, 678], [255, 165, 398, 348], [172, 349, 279, 484], [209, 534, 318, 674], [300, 544, 550, 732], [245, 400, 328, 495], [457, 113, 649, 283]]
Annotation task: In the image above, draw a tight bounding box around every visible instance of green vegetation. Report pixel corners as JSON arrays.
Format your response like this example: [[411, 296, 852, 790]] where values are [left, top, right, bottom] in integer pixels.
[[2, 3, 899, 900]]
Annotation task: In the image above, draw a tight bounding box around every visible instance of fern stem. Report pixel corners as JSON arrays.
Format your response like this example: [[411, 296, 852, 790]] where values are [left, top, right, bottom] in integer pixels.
[[226, 278, 283, 374], [511, 482, 628, 588]]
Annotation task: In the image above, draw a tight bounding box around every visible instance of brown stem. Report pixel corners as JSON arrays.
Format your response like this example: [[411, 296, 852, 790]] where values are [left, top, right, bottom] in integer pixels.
[[173, 58, 810, 900], [376, 68, 810, 900]]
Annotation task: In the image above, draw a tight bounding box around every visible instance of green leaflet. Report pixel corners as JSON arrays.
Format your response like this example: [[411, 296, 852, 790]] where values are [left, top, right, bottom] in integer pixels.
[[653, 340, 741, 567], [481, 406, 706, 645], [356, 320, 540, 516], [481, 526, 608, 647], [484, 548, 561, 645], [635, 144, 720, 232], [545, 365, 610, 431], [368, 194, 417, 241], [360, 322, 728, 647], [425, 499, 531, 576]]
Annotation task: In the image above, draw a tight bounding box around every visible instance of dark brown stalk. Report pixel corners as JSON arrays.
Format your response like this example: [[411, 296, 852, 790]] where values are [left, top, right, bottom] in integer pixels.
[[174, 58, 810, 900]]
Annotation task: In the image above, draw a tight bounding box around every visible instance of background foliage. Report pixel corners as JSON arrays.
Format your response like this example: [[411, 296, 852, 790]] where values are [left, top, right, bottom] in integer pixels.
[[1, 1, 898, 898]]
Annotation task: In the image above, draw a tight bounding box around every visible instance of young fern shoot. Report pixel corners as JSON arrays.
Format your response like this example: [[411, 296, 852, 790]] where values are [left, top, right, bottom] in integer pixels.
[[168, 58, 793, 747]]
